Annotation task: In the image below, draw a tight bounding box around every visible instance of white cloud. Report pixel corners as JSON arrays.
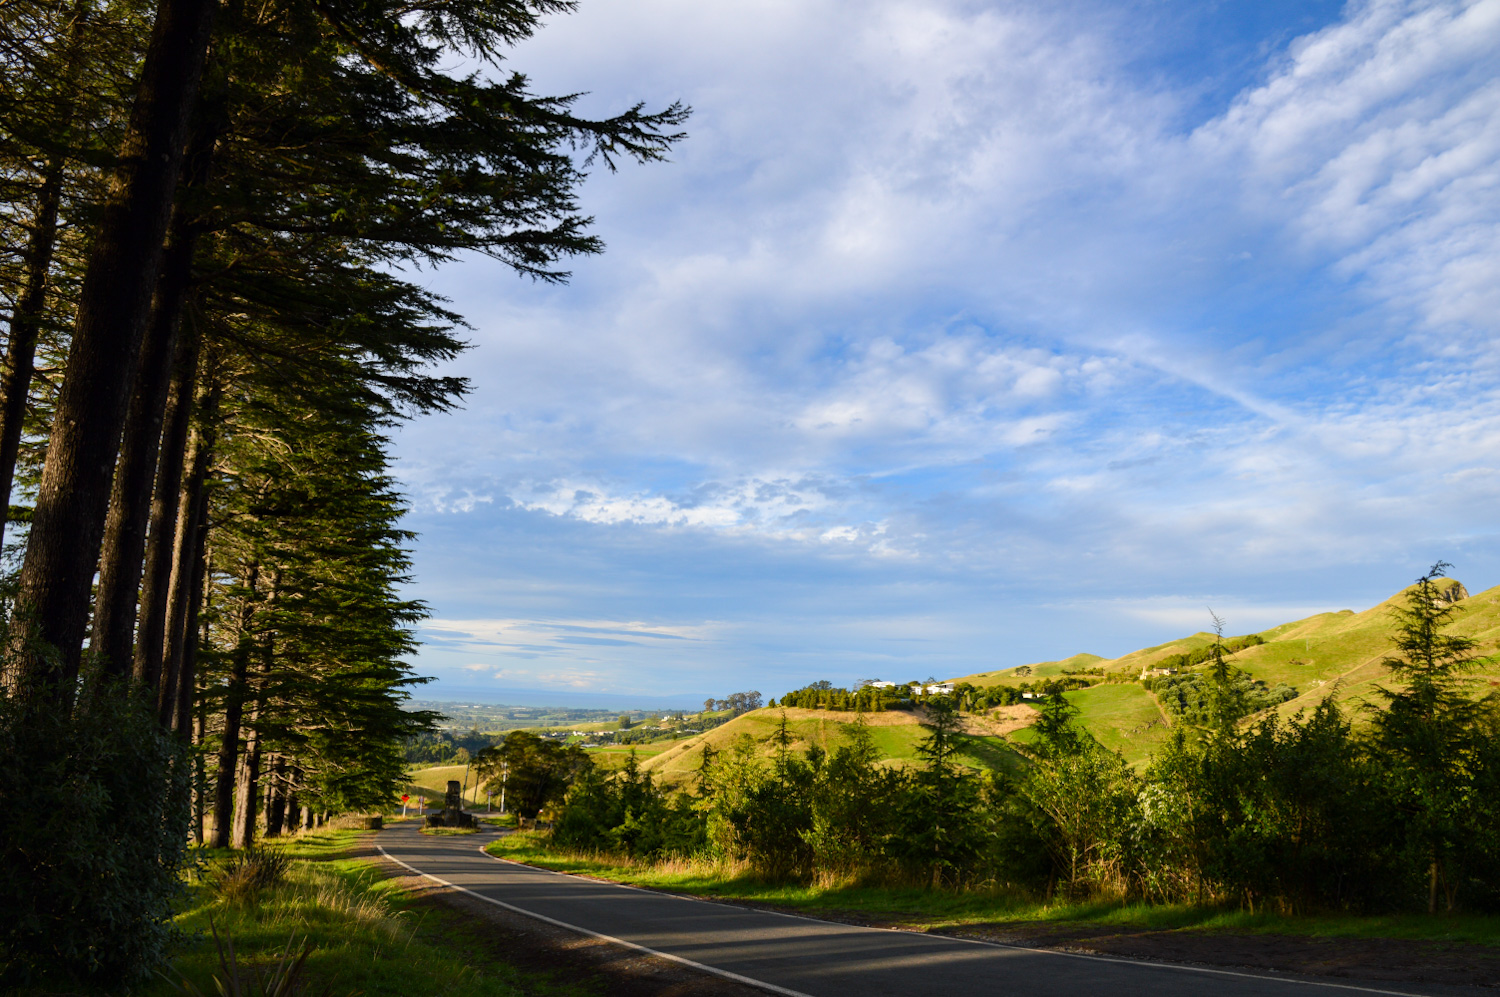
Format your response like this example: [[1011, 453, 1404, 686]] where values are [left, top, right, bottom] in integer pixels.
[[1088, 599, 1354, 634], [1198, 0, 1500, 335], [392, 1, 1500, 694]]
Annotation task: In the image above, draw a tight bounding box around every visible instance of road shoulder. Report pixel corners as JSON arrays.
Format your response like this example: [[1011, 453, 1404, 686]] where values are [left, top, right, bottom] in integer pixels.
[[356, 837, 772, 997]]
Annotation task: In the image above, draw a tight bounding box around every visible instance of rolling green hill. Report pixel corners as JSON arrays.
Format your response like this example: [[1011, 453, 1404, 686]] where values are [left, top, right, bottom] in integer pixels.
[[429, 579, 1500, 794], [630, 706, 1025, 788], [953, 577, 1500, 765]]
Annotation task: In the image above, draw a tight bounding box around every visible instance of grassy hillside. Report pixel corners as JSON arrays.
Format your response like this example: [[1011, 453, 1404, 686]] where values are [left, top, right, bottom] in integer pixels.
[[960, 652, 1106, 685], [632, 706, 1025, 787], [953, 578, 1500, 767], [404, 763, 488, 807], [413, 580, 1499, 795]]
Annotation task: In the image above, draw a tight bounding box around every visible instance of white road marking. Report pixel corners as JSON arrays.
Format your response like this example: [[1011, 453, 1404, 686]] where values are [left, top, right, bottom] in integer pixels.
[[377, 832, 1450, 997], [376, 844, 815, 997]]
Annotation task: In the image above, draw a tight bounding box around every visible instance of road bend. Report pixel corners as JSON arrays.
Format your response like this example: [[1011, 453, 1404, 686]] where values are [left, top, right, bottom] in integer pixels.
[[377, 822, 1468, 997]]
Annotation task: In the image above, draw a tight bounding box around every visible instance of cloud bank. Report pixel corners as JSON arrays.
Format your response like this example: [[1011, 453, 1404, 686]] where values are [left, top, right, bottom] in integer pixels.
[[395, 0, 1500, 700]]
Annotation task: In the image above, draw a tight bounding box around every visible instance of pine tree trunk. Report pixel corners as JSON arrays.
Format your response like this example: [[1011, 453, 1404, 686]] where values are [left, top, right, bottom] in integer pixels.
[[265, 755, 286, 838], [92, 226, 198, 681], [211, 638, 250, 849], [286, 766, 302, 836], [193, 703, 206, 844], [0, 161, 64, 553], [6, 0, 217, 703], [170, 493, 211, 736], [210, 572, 256, 849], [158, 376, 218, 727], [0, 1, 90, 551], [231, 621, 274, 849], [231, 692, 262, 849]]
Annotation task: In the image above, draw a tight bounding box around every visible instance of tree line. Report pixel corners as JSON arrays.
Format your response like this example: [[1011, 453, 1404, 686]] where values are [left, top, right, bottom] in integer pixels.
[[0, 0, 684, 985], [1146, 632, 1264, 672], [703, 690, 763, 713], [772, 675, 1102, 713], [545, 567, 1500, 913]]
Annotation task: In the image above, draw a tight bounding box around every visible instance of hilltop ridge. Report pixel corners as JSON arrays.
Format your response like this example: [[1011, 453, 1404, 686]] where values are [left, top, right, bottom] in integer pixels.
[[945, 578, 1498, 763], [499, 578, 1500, 788]]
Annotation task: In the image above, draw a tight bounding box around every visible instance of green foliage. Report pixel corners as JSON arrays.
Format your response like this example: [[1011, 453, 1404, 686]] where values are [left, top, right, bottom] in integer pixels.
[[1152, 633, 1266, 672], [803, 719, 904, 879], [538, 580, 1500, 914], [403, 728, 496, 764], [1371, 562, 1494, 912], [777, 682, 898, 712], [973, 677, 1095, 708], [553, 751, 705, 859], [0, 674, 191, 987], [474, 729, 591, 819], [1145, 670, 1298, 726], [894, 700, 988, 886]]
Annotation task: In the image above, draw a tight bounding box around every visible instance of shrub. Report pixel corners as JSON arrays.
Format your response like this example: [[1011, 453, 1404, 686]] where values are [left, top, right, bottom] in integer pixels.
[[0, 673, 192, 986]]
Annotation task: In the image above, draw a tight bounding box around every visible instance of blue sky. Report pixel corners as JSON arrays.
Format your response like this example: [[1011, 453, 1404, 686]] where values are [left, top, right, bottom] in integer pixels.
[[392, 0, 1500, 708]]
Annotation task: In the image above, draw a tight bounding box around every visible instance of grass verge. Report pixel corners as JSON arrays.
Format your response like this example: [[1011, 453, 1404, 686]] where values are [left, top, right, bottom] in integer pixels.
[[122, 828, 579, 997], [486, 832, 1500, 947]]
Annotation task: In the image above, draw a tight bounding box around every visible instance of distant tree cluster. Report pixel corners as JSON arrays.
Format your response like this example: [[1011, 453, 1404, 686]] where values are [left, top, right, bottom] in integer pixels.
[[773, 676, 1102, 713], [546, 567, 1500, 913], [774, 682, 902, 711], [1144, 670, 1297, 725], [1152, 633, 1264, 672], [703, 691, 763, 714], [402, 729, 497, 765], [474, 730, 591, 820], [967, 678, 1096, 708]]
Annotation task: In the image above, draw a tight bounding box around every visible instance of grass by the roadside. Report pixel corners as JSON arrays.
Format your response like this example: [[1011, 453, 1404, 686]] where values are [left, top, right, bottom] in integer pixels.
[[486, 831, 1500, 947], [422, 825, 478, 835], [122, 828, 583, 997]]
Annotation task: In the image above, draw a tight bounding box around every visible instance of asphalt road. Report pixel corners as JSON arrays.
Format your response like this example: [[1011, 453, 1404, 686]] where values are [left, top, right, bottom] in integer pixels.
[[377, 822, 1469, 997]]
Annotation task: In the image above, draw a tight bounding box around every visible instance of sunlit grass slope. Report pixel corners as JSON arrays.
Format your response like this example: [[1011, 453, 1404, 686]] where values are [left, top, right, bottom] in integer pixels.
[[403, 764, 486, 807], [954, 578, 1500, 765], [960, 652, 1105, 685], [1066, 683, 1170, 764], [632, 707, 1024, 787]]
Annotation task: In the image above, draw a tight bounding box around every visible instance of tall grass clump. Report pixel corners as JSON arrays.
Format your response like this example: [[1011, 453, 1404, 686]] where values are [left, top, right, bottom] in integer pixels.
[[156, 830, 548, 997]]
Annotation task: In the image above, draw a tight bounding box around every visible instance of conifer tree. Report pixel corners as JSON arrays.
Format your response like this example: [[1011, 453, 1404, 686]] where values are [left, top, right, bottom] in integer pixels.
[[1372, 562, 1485, 912]]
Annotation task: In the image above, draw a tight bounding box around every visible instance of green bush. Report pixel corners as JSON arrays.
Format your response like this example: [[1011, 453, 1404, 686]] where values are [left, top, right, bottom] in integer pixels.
[[0, 674, 192, 986], [1145, 669, 1297, 725]]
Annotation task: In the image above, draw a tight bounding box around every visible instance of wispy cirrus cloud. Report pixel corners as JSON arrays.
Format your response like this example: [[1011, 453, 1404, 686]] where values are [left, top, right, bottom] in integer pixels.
[[394, 0, 1500, 698]]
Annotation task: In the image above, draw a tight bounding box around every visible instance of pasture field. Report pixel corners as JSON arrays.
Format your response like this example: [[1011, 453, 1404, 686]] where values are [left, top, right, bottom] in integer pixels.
[[953, 579, 1500, 759], [634, 706, 1024, 788]]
